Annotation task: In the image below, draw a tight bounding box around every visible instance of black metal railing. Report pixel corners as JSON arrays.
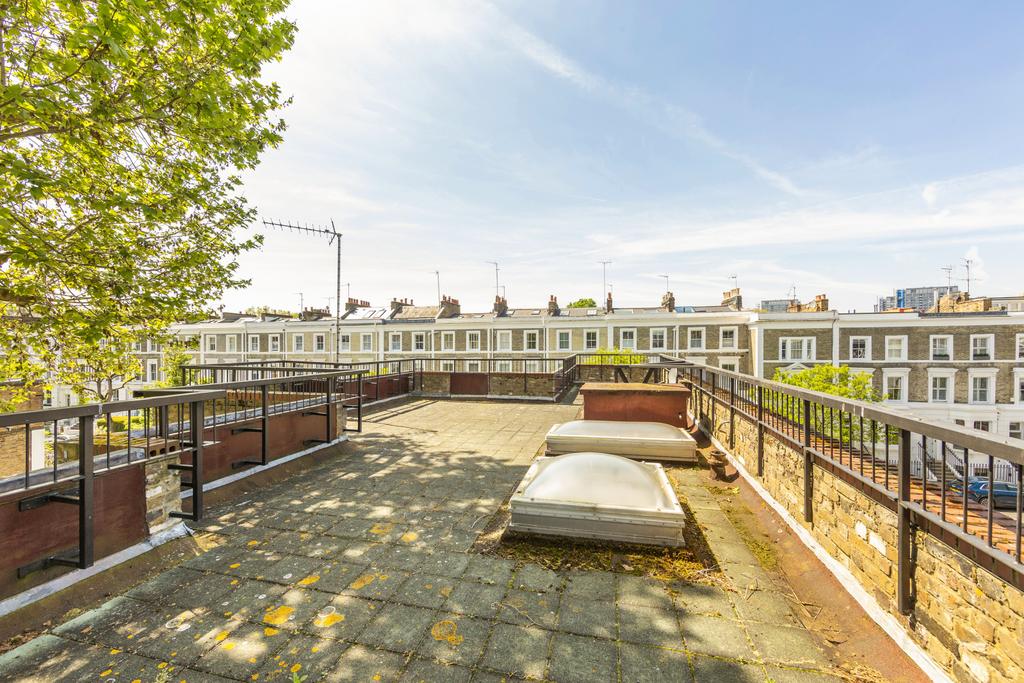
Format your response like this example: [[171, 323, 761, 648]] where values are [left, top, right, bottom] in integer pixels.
[[661, 359, 1024, 604]]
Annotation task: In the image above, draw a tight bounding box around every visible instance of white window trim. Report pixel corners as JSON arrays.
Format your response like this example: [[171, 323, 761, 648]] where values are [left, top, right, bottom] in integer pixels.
[[884, 335, 908, 362], [467, 331, 481, 351], [556, 329, 572, 352], [496, 330, 512, 352], [413, 332, 426, 352], [360, 333, 373, 352], [882, 368, 910, 404], [967, 368, 998, 405], [337, 334, 348, 352], [849, 336, 871, 361], [1016, 333, 1024, 360], [1014, 368, 1024, 405], [650, 327, 667, 351], [441, 331, 456, 351], [495, 359, 513, 372], [524, 329, 540, 352], [389, 333, 402, 352], [688, 327, 706, 351], [249, 336, 260, 352], [779, 337, 815, 362], [147, 359, 159, 382], [929, 334, 953, 361], [969, 334, 995, 361], [206, 335, 217, 352], [292, 334, 304, 352], [314, 333, 326, 352], [584, 329, 599, 351], [269, 334, 281, 352], [927, 368, 956, 404], [226, 335, 237, 353], [718, 356, 740, 372], [718, 326, 737, 350], [619, 328, 637, 351]]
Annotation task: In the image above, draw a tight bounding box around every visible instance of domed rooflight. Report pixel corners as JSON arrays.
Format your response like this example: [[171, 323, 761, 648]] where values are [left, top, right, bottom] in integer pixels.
[[545, 420, 697, 462], [509, 452, 686, 547]]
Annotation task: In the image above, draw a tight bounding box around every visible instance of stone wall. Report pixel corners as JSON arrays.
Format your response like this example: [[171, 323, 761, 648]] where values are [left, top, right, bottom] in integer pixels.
[[487, 373, 554, 398], [420, 372, 451, 395], [694, 388, 1024, 683], [144, 456, 182, 534]]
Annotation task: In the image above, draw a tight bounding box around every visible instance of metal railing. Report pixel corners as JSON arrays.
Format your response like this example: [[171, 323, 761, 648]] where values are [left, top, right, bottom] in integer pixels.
[[661, 359, 1024, 604]]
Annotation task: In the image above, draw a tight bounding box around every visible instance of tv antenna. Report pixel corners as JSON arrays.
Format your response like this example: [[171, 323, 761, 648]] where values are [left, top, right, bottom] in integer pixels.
[[941, 265, 954, 291], [486, 261, 500, 298], [263, 218, 343, 362], [434, 270, 441, 306], [787, 284, 797, 301], [729, 274, 738, 289], [659, 274, 670, 293], [599, 261, 612, 298], [960, 257, 975, 296]]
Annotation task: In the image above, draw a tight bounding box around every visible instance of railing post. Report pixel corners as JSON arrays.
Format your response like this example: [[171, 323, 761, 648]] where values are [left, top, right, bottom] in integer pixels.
[[357, 374, 363, 432], [898, 427, 913, 614], [77, 415, 95, 569], [728, 377, 736, 449], [260, 384, 269, 466], [191, 399, 205, 520], [803, 398, 813, 523], [325, 378, 333, 443], [756, 385, 764, 477], [710, 370, 717, 432]]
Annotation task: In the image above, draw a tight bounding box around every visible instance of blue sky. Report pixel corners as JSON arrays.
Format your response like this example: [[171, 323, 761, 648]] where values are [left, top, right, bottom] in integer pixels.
[[226, 1, 1024, 314]]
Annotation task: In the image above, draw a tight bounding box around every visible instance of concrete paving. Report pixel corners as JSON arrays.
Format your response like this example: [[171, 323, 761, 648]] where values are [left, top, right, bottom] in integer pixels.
[[1, 399, 857, 682]]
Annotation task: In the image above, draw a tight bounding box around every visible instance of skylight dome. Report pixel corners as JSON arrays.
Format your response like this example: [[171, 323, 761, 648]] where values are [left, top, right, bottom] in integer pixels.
[[545, 420, 697, 462], [509, 452, 686, 546]]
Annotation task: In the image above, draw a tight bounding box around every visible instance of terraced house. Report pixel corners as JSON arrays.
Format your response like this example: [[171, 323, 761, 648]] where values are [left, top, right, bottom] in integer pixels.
[[128, 290, 1024, 439]]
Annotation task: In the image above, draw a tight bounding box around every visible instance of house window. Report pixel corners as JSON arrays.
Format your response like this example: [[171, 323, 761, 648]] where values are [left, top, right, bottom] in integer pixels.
[[780, 337, 813, 361], [585, 330, 598, 351], [414, 333, 425, 351], [1018, 375, 1024, 403], [620, 329, 636, 350], [720, 360, 738, 372], [885, 374, 905, 402], [850, 337, 870, 360], [206, 335, 217, 352], [467, 331, 481, 351], [361, 333, 373, 352], [525, 330, 539, 351], [1010, 422, 1023, 440], [390, 333, 402, 352], [885, 336, 907, 361], [495, 360, 513, 372], [466, 360, 481, 372], [719, 327, 736, 350], [930, 376, 950, 403], [970, 335, 993, 360], [147, 360, 159, 382], [270, 334, 281, 352], [688, 328, 705, 350], [497, 330, 512, 351], [226, 335, 237, 353], [971, 376, 991, 404], [337, 334, 348, 352], [930, 335, 952, 360], [442, 331, 455, 351], [557, 330, 572, 351], [315, 334, 325, 352], [1017, 334, 1024, 359], [440, 360, 455, 372], [526, 360, 542, 373], [293, 335, 304, 352], [249, 336, 260, 352], [650, 328, 666, 350], [973, 421, 991, 432]]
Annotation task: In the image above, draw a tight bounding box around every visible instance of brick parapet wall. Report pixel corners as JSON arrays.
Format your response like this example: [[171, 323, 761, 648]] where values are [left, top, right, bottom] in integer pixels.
[[694, 388, 1024, 683]]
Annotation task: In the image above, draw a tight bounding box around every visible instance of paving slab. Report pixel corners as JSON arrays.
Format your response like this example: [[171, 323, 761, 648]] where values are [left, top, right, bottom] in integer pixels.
[[548, 632, 617, 683]]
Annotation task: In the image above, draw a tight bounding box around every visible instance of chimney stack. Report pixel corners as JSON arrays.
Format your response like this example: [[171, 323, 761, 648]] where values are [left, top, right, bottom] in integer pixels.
[[345, 297, 370, 315], [786, 294, 830, 313], [390, 297, 412, 314], [721, 288, 742, 310], [438, 295, 461, 318], [493, 295, 508, 317], [661, 291, 676, 312], [605, 292, 614, 313], [547, 295, 560, 315]]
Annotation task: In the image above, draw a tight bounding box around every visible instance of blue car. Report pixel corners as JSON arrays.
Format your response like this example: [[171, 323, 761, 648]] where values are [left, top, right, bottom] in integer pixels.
[[948, 477, 1020, 510]]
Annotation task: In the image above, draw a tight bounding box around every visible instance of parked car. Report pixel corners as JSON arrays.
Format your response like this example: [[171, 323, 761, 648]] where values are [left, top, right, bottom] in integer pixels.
[[948, 477, 1020, 510]]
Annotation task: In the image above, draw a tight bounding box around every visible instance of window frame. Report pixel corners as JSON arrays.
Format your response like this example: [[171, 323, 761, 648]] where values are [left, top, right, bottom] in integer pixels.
[[619, 328, 637, 351], [1010, 422, 1023, 440], [413, 332, 426, 351], [882, 368, 909, 403], [314, 333, 326, 352], [226, 335, 237, 353], [779, 336, 815, 362], [849, 336, 871, 361], [584, 329, 599, 351], [249, 335, 260, 352], [441, 331, 456, 351], [927, 368, 955, 404], [650, 327, 667, 351], [718, 326, 737, 350], [389, 333, 402, 352], [360, 333, 373, 352], [929, 335, 953, 361], [884, 335, 907, 362], [467, 331, 481, 351], [205, 335, 217, 352], [524, 329, 540, 352], [970, 334, 994, 361], [688, 327, 706, 351], [292, 334, 304, 352], [269, 334, 281, 352], [968, 368, 997, 405], [337, 334, 348, 352], [556, 329, 572, 351]]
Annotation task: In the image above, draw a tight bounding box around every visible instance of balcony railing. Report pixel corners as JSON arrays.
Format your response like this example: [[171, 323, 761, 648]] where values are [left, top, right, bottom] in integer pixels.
[[654, 358, 1024, 607]]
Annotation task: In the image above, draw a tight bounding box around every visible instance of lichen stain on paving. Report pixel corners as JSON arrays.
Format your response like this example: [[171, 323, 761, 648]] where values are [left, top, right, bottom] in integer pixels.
[[431, 619, 464, 646], [349, 572, 387, 590], [369, 522, 394, 535], [263, 605, 294, 626], [313, 611, 344, 627], [296, 574, 320, 586]]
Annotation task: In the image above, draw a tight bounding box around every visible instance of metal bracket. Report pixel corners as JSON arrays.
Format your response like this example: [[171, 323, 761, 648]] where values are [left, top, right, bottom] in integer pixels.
[[18, 488, 80, 512], [230, 427, 263, 435], [302, 439, 329, 446], [301, 410, 328, 417], [17, 551, 80, 578], [230, 459, 264, 470]]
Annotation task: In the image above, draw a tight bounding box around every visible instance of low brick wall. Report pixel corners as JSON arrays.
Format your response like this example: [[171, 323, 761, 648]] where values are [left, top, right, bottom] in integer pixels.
[[577, 365, 654, 383], [694, 388, 1024, 683], [420, 372, 451, 395], [419, 372, 555, 400]]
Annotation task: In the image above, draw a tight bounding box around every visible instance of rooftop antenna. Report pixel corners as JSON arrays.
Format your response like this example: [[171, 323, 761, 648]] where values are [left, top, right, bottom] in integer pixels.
[[960, 257, 975, 297], [599, 260, 612, 299], [941, 265, 954, 291], [486, 261, 500, 298], [729, 274, 738, 289], [659, 274, 670, 293], [293, 292, 304, 313], [264, 218, 343, 362], [787, 284, 797, 301], [434, 270, 441, 307]]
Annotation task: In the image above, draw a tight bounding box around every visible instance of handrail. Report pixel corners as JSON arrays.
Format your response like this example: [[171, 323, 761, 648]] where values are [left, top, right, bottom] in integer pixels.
[[0, 389, 227, 428]]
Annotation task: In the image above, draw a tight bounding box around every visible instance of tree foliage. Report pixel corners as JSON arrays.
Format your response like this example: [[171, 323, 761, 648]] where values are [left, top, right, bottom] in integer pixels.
[[567, 297, 597, 308], [773, 364, 878, 402], [0, 0, 295, 408]]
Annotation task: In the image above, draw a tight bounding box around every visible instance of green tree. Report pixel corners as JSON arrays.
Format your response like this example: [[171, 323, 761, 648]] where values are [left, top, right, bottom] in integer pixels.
[[567, 297, 597, 308], [0, 0, 295, 409], [772, 365, 878, 401], [155, 337, 199, 388]]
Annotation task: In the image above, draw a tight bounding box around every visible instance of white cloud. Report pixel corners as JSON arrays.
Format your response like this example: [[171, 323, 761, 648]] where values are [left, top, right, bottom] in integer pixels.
[[922, 182, 939, 206]]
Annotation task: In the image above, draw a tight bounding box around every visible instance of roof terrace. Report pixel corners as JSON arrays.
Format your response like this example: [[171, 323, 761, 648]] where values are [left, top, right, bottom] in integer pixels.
[[0, 358, 1020, 682]]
